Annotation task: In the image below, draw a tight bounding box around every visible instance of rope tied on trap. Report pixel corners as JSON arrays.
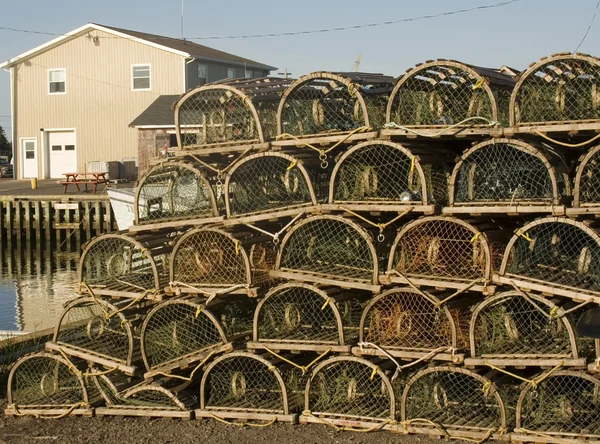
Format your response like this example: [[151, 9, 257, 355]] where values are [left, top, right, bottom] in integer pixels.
[[83, 283, 158, 321], [509, 282, 593, 320], [302, 410, 395, 433], [244, 211, 305, 247], [189, 147, 253, 183], [399, 418, 501, 443], [153, 350, 217, 381], [168, 281, 249, 305], [340, 207, 413, 241], [483, 361, 565, 388], [263, 346, 332, 375], [383, 116, 499, 138], [209, 412, 277, 428], [8, 402, 90, 419], [58, 349, 119, 378]]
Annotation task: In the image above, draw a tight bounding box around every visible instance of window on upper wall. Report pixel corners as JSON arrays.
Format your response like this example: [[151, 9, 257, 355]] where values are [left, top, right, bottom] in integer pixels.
[[48, 69, 66, 94], [198, 64, 208, 86], [132, 64, 151, 90], [245, 69, 253, 78], [227, 68, 235, 78]]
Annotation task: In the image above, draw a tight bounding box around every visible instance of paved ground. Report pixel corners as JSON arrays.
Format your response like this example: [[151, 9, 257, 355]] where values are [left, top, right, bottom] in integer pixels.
[[0, 178, 133, 197]]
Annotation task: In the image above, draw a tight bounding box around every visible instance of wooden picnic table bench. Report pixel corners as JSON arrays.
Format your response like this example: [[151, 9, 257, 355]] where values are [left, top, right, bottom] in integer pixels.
[[61, 172, 108, 194]]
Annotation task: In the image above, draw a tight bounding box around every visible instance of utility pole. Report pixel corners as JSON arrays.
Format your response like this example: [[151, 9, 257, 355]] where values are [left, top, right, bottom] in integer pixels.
[[278, 67, 293, 79], [181, 0, 185, 40]]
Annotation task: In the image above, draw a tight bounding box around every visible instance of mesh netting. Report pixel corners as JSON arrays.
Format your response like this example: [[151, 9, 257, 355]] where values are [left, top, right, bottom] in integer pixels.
[[225, 153, 316, 217], [402, 367, 505, 431], [278, 215, 377, 283], [202, 353, 287, 413], [452, 139, 568, 205], [512, 54, 600, 125], [79, 234, 167, 295], [389, 217, 492, 284], [307, 357, 395, 420], [330, 141, 448, 206], [135, 163, 218, 224], [361, 288, 470, 354], [503, 219, 600, 295], [518, 371, 600, 438], [576, 145, 600, 206], [95, 375, 187, 410], [388, 61, 511, 127], [8, 353, 86, 408]]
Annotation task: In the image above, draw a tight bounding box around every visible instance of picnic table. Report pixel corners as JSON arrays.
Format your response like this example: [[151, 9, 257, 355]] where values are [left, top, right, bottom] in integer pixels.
[[61, 172, 108, 194]]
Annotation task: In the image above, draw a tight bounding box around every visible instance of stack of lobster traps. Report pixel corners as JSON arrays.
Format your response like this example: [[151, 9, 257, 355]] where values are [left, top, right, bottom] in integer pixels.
[[7, 53, 600, 444]]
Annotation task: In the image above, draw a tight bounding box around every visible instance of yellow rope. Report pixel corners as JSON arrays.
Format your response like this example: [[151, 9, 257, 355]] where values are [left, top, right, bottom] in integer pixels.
[[531, 129, 600, 148], [287, 159, 298, 170], [58, 348, 119, 377], [209, 412, 277, 427], [347, 83, 361, 97], [370, 366, 379, 380], [195, 306, 202, 318], [263, 347, 332, 374], [470, 232, 481, 243], [84, 283, 155, 320], [484, 361, 564, 387], [516, 229, 532, 242], [235, 240, 241, 255], [302, 410, 393, 433], [384, 116, 499, 137], [276, 126, 372, 157], [514, 428, 576, 444], [340, 207, 413, 234], [320, 297, 331, 310], [154, 351, 216, 381], [472, 78, 486, 90]]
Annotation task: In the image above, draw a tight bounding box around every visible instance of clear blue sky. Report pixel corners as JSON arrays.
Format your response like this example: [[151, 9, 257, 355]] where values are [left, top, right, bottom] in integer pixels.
[[0, 0, 599, 141]]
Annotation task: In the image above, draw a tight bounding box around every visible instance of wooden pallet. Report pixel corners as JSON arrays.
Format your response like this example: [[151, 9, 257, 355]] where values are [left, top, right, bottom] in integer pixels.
[[270, 270, 381, 293], [465, 357, 587, 369], [399, 424, 511, 441], [300, 413, 396, 431], [566, 206, 600, 217], [511, 432, 598, 444], [80, 284, 166, 301], [380, 274, 495, 295], [493, 273, 600, 304], [46, 342, 137, 376], [271, 131, 379, 150], [380, 126, 504, 140], [222, 206, 319, 227], [247, 341, 351, 354], [165, 284, 259, 298], [352, 346, 464, 364], [443, 205, 565, 216], [322, 203, 436, 215], [506, 121, 600, 136], [195, 409, 298, 424], [167, 142, 271, 158], [95, 406, 192, 419], [4, 406, 94, 417], [129, 216, 224, 234]]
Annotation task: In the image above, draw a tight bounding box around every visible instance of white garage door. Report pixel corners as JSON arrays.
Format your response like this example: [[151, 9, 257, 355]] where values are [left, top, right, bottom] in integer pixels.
[[48, 131, 77, 178]]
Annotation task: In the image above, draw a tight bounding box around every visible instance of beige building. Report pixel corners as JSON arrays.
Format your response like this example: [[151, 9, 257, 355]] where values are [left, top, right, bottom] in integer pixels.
[[0, 23, 275, 179]]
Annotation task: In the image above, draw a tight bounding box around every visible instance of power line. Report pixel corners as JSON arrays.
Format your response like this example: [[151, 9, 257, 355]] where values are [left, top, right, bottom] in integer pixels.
[[575, 0, 600, 53]]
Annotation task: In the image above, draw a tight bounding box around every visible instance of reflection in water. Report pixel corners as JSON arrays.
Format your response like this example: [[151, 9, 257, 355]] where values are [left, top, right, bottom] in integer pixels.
[[0, 248, 80, 332]]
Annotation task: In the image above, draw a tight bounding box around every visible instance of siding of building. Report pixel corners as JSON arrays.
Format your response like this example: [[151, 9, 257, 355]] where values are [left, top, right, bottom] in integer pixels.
[[13, 29, 185, 178]]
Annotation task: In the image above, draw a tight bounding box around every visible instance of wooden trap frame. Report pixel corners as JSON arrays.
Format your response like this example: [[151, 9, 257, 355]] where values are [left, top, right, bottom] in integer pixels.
[[495, 217, 600, 304], [465, 291, 597, 369], [383, 60, 514, 139], [174, 77, 292, 154], [140, 296, 254, 380], [271, 214, 381, 292], [131, 161, 221, 233], [445, 138, 570, 216], [247, 282, 370, 354], [382, 216, 507, 295], [353, 286, 475, 364], [512, 370, 600, 444], [5, 352, 93, 418], [168, 226, 277, 298], [78, 232, 170, 300], [509, 53, 600, 135], [569, 143, 600, 216]]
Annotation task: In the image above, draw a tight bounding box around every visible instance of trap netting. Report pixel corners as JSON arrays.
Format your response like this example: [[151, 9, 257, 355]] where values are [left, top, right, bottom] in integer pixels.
[[170, 227, 275, 294], [277, 72, 393, 137], [387, 60, 514, 128], [387, 216, 497, 291], [499, 218, 600, 300], [574, 144, 600, 207], [200, 352, 293, 415], [516, 370, 600, 439], [253, 282, 367, 349], [175, 78, 291, 148], [511, 53, 600, 126], [450, 138, 569, 207], [276, 215, 379, 285], [7, 352, 88, 413], [329, 140, 450, 208], [79, 233, 169, 298], [135, 162, 219, 225], [401, 367, 509, 437], [140, 296, 254, 374], [359, 287, 471, 362], [224, 152, 317, 219]]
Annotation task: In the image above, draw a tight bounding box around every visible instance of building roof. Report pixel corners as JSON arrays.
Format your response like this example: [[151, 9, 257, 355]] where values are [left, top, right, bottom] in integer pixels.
[[0, 23, 277, 71], [129, 94, 180, 128]]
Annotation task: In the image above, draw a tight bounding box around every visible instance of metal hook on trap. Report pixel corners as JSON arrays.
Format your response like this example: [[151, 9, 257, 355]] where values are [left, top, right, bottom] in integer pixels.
[[377, 232, 385, 242], [319, 151, 328, 169]]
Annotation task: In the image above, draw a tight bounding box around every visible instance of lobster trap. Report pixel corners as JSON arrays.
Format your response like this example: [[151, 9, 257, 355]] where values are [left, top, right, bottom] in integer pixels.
[[223, 152, 318, 223], [140, 296, 254, 379], [496, 217, 600, 303], [466, 291, 596, 368], [5, 352, 92, 417], [446, 138, 570, 216], [300, 355, 401, 431], [174, 77, 292, 152], [353, 286, 474, 364], [384, 60, 514, 138], [510, 53, 600, 133], [384, 216, 505, 294], [272, 214, 381, 292], [169, 227, 276, 298], [247, 282, 370, 354], [78, 232, 170, 299], [513, 370, 600, 443], [570, 144, 600, 216], [275, 72, 392, 144], [401, 366, 511, 441], [132, 161, 221, 232], [46, 296, 150, 375], [197, 351, 300, 424], [326, 139, 452, 213]]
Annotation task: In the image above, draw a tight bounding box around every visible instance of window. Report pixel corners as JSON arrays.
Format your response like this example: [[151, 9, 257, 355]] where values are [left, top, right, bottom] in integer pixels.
[[132, 64, 151, 90], [198, 64, 208, 86], [48, 69, 66, 94], [227, 68, 235, 79], [245, 69, 253, 78], [65, 145, 75, 151], [51, 145, 62, 151]]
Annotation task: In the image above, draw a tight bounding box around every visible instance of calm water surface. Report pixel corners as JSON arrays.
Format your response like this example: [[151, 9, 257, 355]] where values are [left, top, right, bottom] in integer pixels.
[[0, 248, 80, 332]]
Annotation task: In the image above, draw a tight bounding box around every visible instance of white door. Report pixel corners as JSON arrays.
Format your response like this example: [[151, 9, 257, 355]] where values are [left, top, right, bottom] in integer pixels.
[[48, 131, 76, 178], [21, 139, 38, 178]]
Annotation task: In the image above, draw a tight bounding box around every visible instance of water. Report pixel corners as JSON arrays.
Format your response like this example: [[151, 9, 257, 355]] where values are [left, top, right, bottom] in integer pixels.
[[0, 248, 80, 333]]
